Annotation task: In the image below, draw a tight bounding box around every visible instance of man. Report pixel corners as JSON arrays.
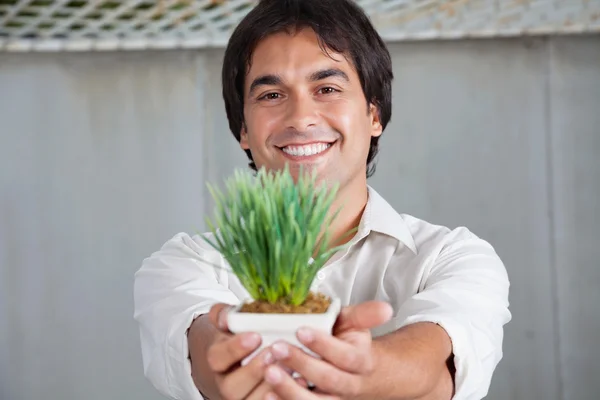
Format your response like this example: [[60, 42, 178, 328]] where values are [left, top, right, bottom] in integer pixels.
[[133, 0, 511, 399]]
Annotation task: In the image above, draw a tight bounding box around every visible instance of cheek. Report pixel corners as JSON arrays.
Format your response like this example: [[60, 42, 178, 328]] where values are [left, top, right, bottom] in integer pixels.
[[323, 101, 370, 141], [245, 107, 281, 142]]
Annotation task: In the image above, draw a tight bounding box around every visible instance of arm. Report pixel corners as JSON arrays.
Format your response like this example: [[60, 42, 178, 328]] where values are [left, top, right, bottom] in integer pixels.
[[133, 233, 240, 400], [367, 232, 511, 400], [366, 322, 454, 400], [261, 232, 510, 400], [188, 315, 221, 398]]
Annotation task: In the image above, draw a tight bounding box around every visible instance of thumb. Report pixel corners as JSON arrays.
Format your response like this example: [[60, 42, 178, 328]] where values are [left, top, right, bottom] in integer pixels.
[[333, 301, 393, 334], [208, 303, 234, 331]]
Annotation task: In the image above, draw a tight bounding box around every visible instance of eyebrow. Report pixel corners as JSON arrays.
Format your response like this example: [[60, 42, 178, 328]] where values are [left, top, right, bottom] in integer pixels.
[[309, 68, 349, 82], [248, 68, 349, 96], [248, 74, 282, 96]]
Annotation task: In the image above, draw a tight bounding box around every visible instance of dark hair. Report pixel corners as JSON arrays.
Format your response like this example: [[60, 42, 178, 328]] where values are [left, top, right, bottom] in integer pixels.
[[222, 0, 393, 177]]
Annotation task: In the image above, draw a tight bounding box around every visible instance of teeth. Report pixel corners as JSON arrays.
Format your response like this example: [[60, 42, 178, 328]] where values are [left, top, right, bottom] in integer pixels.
[[282, 143, 331, 157]]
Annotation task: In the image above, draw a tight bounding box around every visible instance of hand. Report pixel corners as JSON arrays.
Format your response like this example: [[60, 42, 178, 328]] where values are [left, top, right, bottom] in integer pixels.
[[262, 301, 393, 400], [203, 304, 310, 400], [203, 304, 280, 400]]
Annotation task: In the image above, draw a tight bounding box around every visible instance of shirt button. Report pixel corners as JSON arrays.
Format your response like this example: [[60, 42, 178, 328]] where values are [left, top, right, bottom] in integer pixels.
[[317, 271, 326, 280]]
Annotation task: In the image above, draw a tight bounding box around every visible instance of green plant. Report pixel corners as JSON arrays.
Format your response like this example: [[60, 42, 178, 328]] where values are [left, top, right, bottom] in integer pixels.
[[203, 165, 353, 306]]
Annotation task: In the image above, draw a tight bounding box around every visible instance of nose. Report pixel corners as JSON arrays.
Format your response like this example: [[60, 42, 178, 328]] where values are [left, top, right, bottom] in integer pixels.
[[284, 93, 318, 132]]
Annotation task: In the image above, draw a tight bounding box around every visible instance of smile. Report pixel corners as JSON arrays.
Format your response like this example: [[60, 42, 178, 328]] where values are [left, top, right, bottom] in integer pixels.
[[280, 142, 334, 157]]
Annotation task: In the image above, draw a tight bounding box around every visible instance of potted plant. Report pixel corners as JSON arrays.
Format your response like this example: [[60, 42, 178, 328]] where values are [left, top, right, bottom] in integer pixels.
[[203, 165, 353, 363]]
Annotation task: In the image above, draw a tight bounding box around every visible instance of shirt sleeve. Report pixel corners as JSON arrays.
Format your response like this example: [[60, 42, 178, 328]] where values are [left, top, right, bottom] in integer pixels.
[[133, 232, 241, 400], [377, 228, 511, 400]]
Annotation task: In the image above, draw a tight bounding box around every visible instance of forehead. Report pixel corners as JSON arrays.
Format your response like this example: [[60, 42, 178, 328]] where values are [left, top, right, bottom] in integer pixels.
[[245, 28, 355, 83]]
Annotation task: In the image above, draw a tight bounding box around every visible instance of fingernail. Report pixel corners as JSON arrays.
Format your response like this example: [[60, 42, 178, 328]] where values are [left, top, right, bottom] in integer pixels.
[[218, 307, 230, 330], [265, 392, 278, 400], [241, 333, 261, 349], [297, 327, 314, 343], [263, 350, 274, 365], [265, 365, 282, 384], [271, 342, 289, 359]]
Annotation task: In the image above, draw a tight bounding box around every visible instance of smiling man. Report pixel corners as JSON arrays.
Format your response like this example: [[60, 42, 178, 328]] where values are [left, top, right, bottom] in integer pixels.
[[133, 1, 511, 400]]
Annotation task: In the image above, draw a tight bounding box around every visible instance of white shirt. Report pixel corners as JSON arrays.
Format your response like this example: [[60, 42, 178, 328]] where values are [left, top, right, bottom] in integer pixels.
[[133, 186, 511, 400]]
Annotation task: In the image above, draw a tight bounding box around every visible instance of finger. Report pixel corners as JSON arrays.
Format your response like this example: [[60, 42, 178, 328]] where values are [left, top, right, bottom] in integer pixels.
[[246, 380, 280, 400], [270, 342, 361, 397], [295, 328, 371, 374], [333, 301, 393, 334], [218, 348, 275, 400], [264, 365, 337, 400], [208, 303, 233, 331], [206, 332, 261, 373]]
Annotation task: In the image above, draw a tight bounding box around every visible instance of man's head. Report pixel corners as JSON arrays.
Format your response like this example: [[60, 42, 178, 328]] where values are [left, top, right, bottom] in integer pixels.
[[222, 0, 393, 189]]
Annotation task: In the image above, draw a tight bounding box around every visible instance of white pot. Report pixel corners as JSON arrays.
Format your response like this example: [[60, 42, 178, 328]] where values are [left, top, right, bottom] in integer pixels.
[[228, 297, 342, 364]]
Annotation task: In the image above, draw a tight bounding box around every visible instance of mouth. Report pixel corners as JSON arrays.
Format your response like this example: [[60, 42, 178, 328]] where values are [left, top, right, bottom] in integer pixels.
[[277, 141, 336, 160]]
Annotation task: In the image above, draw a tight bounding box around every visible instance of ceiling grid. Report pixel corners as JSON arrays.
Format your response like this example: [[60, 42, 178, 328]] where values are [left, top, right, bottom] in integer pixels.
[[0, 0, 598, 51]]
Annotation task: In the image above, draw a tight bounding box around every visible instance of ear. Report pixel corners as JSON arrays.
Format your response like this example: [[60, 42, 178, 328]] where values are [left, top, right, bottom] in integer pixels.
[[369, 103, 383, 138], [240, 123, 250, 150]]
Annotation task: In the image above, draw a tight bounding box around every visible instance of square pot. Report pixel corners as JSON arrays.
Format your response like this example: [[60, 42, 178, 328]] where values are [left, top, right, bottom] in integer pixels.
[[227, 297, 342, 365]]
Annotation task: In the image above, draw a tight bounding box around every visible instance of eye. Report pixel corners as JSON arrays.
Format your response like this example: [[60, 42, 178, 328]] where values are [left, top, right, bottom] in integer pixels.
[[318, 87, 338, 95], [258, 92, 281, 101]]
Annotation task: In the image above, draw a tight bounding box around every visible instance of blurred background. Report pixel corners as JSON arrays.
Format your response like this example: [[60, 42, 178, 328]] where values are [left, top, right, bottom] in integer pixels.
[[1, 1, 599, 399]]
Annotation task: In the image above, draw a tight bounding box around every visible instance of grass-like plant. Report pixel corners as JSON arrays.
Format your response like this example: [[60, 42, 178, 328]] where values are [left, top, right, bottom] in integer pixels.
[[203, 165, 352, 307]]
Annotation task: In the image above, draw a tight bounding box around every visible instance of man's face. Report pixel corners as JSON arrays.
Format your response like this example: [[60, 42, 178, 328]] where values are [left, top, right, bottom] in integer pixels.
[[240, 28, 382, 191]]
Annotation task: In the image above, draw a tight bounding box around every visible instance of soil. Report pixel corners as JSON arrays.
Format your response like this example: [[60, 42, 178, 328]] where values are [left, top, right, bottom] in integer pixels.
[[240, 292, 331, 314]]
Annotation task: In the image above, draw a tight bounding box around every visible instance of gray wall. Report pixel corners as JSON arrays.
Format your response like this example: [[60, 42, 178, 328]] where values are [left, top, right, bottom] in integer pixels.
[[1, 35, 599, 400]]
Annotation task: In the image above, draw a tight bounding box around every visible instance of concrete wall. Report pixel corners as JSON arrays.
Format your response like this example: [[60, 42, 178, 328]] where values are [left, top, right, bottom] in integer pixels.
[[1, 35, 599, 400]]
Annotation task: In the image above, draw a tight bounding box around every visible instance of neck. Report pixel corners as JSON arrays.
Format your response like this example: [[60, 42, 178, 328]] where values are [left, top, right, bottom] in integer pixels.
[[327, 177, 369, 248]]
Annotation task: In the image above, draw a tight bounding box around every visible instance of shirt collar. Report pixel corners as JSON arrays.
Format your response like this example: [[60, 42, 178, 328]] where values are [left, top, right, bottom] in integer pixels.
[[352, 186, 417, 254]]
